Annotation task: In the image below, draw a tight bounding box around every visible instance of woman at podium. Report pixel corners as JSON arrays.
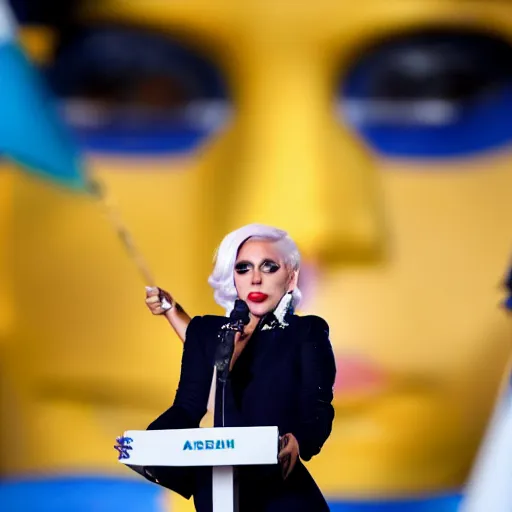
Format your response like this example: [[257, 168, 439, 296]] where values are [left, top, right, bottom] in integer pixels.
[[141, 224, 336, 511]]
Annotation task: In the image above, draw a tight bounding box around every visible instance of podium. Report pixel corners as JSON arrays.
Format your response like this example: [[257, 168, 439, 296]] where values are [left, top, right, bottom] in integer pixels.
[[116, 426, 279, 512]]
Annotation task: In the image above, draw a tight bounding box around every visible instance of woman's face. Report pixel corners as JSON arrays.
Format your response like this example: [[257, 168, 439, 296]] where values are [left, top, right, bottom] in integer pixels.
[[234, 239, 295, 317]]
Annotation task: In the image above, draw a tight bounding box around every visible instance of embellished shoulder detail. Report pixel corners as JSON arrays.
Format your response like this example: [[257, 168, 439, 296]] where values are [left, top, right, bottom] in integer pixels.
[[260, 316, 289, 331], [260, 293, 294, 331]]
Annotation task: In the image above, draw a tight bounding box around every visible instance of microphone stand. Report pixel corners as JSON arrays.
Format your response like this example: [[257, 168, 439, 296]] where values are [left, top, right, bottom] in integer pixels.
[[213, 319, 245, 512], [215, 321, 242, 385]]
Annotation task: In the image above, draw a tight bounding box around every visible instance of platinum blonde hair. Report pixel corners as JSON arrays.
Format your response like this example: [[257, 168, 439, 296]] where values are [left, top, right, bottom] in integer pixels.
[[208, 224, 302, 315]]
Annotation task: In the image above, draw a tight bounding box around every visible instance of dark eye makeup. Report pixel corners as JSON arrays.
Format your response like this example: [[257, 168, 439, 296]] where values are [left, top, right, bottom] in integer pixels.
[[234, 259, 281, 274], [260, 260, 280, 273], [234, 262, 252, 274]]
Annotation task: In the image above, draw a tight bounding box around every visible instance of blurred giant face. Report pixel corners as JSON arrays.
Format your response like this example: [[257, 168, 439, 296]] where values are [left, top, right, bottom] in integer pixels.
[[6, 0, 512, 498]]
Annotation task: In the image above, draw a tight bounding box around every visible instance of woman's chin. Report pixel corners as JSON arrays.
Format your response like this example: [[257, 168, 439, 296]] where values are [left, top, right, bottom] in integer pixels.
[[248, 302, 273, 318]]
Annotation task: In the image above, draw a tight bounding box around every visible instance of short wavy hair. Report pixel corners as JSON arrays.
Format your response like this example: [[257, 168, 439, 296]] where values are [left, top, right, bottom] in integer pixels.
[[208, 224, 302, 315]]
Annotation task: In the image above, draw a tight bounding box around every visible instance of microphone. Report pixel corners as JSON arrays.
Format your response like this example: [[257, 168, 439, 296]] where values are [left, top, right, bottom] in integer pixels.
[[215, 299, 250, 382], [230, 298, 251, 330]]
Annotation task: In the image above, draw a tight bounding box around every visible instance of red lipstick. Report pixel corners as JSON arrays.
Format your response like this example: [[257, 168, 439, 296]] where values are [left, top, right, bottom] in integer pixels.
[[247, 292, 268, 303]]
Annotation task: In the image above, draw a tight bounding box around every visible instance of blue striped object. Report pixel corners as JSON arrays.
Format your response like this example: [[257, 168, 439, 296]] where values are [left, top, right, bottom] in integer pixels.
[[328, 493, 462, 511], [0, 476, 166, 512], [0, 476, 463, 511]]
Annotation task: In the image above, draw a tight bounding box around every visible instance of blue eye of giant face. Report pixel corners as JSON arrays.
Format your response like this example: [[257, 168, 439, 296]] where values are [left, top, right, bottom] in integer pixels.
[[44, 26, 231, 155], [339, 29, 512, 159]]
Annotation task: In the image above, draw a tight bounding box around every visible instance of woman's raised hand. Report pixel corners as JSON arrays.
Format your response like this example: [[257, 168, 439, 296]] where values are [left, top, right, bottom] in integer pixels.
[[145, 286, 173, 315]]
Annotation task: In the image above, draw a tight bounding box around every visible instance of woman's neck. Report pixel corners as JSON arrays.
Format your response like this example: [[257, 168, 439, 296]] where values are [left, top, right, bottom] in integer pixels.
[[247, 314, 260, 332]]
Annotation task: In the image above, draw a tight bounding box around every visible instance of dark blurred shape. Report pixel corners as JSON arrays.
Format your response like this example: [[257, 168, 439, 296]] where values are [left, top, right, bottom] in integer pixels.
[[47, 26, 226, 103], [42, 26, 230, 153], [341, 28, 512, 157], [9, 0, 78, 27], [504, 263, 512, 311], [346, 29, 512, 102]]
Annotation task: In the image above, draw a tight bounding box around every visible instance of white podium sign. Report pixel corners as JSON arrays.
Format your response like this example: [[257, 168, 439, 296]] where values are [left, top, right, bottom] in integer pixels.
[[118, 426, 278, 467], [116, 426, 279, 512]]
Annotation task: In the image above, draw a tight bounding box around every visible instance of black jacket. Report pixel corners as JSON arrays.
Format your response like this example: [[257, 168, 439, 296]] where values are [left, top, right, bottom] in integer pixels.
[[140, 312, 336, 511]]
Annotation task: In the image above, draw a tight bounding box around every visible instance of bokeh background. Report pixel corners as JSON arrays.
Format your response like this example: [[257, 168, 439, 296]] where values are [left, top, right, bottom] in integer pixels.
[[1, 1, 512, 511]]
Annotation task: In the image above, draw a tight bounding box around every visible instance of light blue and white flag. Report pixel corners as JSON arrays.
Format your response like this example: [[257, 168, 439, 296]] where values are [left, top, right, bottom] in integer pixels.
[[0, 0, 85, 189]]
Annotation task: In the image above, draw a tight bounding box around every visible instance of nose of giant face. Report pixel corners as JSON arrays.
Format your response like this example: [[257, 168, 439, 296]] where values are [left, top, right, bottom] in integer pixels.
[[194, 47, 386, 267], [76, 0, 387, 266]]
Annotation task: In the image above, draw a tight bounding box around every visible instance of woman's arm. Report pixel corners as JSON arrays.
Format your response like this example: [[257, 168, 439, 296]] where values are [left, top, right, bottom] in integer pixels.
[[293, 315, 336, 461], [145, 286, 192, 342], [138, 316, 213, 499], [147, 316, 213, 430], [164, 302, 192, 342]]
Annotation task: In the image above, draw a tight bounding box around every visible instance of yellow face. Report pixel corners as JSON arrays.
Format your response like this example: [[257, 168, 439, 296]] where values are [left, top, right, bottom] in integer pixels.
[[3, 0, 512, 499]]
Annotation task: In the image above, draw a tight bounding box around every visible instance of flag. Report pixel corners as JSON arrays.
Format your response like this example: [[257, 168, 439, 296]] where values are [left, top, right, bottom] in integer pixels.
[[0, 0, 85, 189]]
